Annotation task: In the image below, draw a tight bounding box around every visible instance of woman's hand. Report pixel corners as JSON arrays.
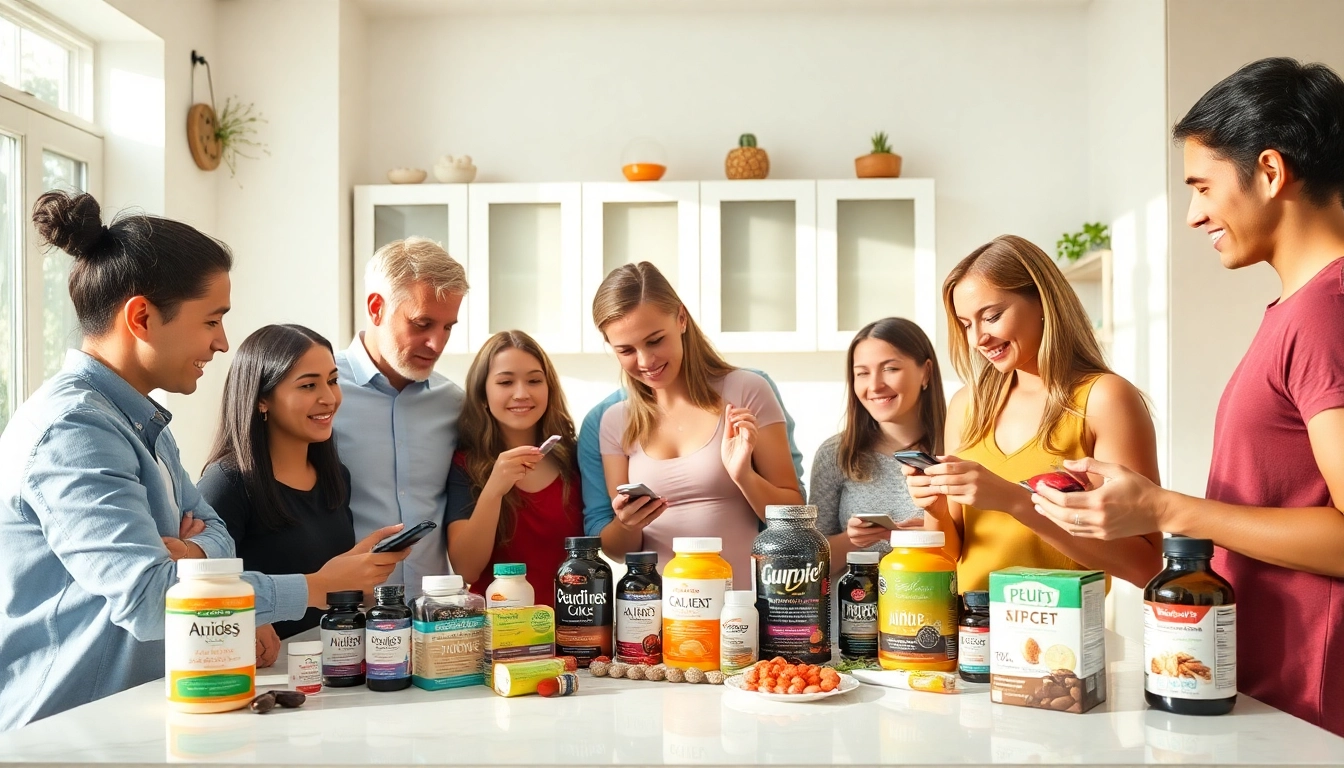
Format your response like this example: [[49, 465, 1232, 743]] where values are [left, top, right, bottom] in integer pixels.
[[255, 624, 281, 668], [612, 491, 667, 533], [905, 455, 1027, 515], [720, 404, 759, 482], [308, 524, 413, 603], [845, 516, 890, 549], [482, 446, 542, 499]]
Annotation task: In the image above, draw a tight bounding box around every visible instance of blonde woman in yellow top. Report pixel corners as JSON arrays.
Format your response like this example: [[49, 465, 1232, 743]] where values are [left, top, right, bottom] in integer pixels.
[[904, 235, 1162, 590]]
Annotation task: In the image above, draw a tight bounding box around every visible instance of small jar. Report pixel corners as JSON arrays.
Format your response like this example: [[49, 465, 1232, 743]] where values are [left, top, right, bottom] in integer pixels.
[[720, 590, 759, 674], [486, 563, 534, 608], [286, 640, 323, 694], [958, 591, 990, 683], [320, 590, 366, 687], [838, 551, 880, 662]]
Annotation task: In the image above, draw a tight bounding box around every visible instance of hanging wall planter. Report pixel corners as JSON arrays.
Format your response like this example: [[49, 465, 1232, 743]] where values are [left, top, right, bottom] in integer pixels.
[[187, 50, 268, 177]]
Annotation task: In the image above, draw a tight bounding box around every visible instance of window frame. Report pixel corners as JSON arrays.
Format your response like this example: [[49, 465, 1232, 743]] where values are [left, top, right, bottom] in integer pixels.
[[0, 0, 94, 122]]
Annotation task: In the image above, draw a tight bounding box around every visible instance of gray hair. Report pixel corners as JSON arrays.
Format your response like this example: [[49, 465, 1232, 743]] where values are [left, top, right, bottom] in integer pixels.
[[364, 236, 468, 312]]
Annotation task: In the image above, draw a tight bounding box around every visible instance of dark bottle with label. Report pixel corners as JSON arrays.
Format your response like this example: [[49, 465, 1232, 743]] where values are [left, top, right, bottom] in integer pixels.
[[838, 550, 879, 662], [320, 590, 365, 687], [958, 591, 990, 683], [554, 535, 613, 668], [365, 584, 412, 691], [616, 551, 662, 665], [1144, 536, 1237, 716], [752, 505, 831, 664]]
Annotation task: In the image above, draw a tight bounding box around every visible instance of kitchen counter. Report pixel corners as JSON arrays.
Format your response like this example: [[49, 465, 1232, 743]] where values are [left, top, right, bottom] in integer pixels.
[[1, 631, 1341, 766]]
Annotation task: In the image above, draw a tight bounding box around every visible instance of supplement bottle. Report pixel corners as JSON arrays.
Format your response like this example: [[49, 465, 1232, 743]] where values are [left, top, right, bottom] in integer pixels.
[[554, 536, 613, 668], [752, 505, 831, 664], [719, 590, 759, 674], [838, 551, 880, 662], [320, 590, 366, 687], [958, 590, 990, 683], [165, 558, 255, 713], [411, 575, 486, 690], [1144, 536, 1236, 716], [286, 640, 322, 695], [366, 584, 412, 691], [878, 530, 957, 672], [486, 563, 534, 608], [615, 551, 662, 665], [663, 537, 732, 672]]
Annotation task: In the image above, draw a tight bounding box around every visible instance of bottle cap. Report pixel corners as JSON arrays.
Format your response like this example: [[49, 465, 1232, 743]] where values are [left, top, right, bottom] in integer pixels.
[[846, 551, 881, 565], [725, 590, 755, 606], [625, 551, 658, 566], [889, 530, 946, 549], [765, 505, 817, 520], [963, 590, 989, 608], [564, 536, 602, 552], [175, 558, 243, 578], [287, 640, 322, 656], [325, 590, 363, 607], [422, 574, 464, 593], [1162, 535, 1214, 559], [493, 563, 526, 577], [672, 537, 722, 554], [374, 584, 405, 602]]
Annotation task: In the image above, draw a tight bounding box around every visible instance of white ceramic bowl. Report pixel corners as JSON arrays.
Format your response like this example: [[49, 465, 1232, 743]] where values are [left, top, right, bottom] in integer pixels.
[[434, 165, 477, 184], [386, 167, 427, 184]]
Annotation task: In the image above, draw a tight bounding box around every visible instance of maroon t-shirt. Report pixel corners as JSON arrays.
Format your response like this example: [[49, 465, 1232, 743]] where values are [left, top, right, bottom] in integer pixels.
[[1206, 256, 1344, 735], [447, 451, 585, 608]]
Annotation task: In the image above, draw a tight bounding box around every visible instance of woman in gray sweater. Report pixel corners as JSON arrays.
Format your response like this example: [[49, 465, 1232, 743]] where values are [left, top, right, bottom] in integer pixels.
[[810, 318, 946, 571]]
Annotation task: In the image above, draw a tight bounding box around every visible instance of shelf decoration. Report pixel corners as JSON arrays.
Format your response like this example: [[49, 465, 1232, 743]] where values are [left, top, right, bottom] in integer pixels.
[[1056, 222, 1111, 262], [855, 131, 902, 178], [187, 50, 268, 178], [725, 133, 769, 180], [621, 137, 667, 181], [435, 155, 477, 183]]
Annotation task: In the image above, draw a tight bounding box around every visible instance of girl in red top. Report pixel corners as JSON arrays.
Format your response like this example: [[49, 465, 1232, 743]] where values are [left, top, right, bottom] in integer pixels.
[[446, 330, 583, 606]]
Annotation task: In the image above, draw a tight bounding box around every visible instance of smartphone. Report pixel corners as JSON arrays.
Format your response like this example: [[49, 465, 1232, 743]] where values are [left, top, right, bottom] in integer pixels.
[[538, 434, 562, 455], [853, 513, 900, 530], [371, 520, 438, 553], [616, 482, 661, 501], [892, 450, 940, 473]]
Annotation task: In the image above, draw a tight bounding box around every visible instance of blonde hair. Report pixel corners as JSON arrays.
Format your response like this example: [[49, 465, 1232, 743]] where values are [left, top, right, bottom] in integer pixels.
[[364, 236, 468, 313], [592, 262, 735, 451], [942, 235, 1110, 454]]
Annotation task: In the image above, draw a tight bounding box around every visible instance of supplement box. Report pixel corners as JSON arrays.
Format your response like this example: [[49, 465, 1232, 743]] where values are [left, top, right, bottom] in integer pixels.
[[484, 606, 555, 686], [988, 568, 1106, 713]]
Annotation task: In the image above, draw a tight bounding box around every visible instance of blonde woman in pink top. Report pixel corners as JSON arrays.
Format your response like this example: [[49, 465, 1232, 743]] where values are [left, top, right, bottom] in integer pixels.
[[594, 262, 804, 578]]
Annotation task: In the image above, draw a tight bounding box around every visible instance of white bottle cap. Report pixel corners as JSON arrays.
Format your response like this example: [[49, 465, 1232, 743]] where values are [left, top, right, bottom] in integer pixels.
[[847, 551, 881, 565], [672, 537, 722, 553], [287, 641, 322, 656], [176, 558, 243, 578], [725, 590, 755, 606], [423, 574, 464, 593], [889, 530, 946, 548]]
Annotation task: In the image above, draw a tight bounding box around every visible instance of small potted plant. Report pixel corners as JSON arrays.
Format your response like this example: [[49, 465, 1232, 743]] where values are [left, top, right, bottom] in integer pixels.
[[855, 131, 902, 178], [214, 96, 269, 178], [1056, 222, 1111, 262]]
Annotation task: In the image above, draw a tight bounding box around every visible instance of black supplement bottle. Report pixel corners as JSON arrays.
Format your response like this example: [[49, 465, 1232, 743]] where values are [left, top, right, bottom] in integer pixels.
[[1144, 536, 1237, 715], [958, 591, 990, 683], [555, 536, 613, 668], [837, 551, 879, 662], [320, 590, 366, 687], [365, 584, 412, 691], [615, 551, 662, 665]]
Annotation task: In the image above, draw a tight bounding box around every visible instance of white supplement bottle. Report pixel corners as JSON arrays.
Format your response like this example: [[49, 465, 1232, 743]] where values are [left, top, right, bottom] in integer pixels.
[[165, 558, 255, 713], [287, 641, 323, 694], [720, 589, 759, 674], [485, 563, 534, 608]]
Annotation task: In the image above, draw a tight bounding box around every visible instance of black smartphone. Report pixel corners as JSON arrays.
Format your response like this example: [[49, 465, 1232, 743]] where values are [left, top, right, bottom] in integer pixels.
[[892, 450, 940, 473], [371, 520, 438, 553], [616, 482, 661, 501]]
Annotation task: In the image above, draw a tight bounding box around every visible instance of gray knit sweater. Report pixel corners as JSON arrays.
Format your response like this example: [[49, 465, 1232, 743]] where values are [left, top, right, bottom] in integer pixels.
[[808, 433, 924, 554]]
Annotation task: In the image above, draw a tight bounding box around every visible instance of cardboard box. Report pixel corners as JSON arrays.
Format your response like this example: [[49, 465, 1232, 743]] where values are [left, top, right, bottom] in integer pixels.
[[483, 606, 555, 685], [989, 568, 1106, 713]]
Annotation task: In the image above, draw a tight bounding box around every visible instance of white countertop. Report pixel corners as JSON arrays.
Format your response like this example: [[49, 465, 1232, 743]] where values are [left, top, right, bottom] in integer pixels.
[[1, 631, 1341, 766]]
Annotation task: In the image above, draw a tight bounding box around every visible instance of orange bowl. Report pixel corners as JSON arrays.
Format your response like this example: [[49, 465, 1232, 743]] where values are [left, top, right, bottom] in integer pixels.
[[622, 163, 666, 182]]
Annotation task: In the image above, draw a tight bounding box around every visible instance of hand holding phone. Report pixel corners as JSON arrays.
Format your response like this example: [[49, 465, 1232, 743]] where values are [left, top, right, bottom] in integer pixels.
[[371, 520, 437, 553], [853, 512, 899, 530], [893, 450, 941, 474], [616, 482, 661, 501], [538, 434, 562, 455]]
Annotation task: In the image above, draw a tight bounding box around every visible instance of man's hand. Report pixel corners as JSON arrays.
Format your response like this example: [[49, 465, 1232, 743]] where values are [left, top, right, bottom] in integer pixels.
[[1032, 457, 1167, 540]]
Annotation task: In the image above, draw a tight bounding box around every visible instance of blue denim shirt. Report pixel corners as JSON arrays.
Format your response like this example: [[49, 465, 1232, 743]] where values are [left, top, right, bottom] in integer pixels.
[[0, 351, 309, 731], [577, 368, 807, 537]]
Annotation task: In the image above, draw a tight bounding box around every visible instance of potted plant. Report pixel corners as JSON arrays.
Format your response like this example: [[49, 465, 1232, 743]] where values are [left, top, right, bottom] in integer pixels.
[[1055, 222, 1111, 262], [214, 97, 269, 178], [855, 131, 902, 178]]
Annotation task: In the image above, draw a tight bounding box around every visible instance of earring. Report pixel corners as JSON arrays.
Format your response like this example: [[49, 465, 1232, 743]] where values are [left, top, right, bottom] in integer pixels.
[[261, 411, 267, 422], [921, 383, 928, 391]]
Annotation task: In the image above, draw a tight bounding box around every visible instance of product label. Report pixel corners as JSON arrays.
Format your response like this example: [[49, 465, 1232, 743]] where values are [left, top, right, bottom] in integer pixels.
[[366, 618, 411, 681], [877, 570, 958, 663], [720, 616, 757, 673], [320, 627, 365, 679], [663, 577, 728, 667], [165, 594, 256, 704], [959, 626, 990, 674], [754, 555, 831, 662], [555, 571, 613, 664], [615, 594, 662, 664], [1144, 602, 1236, 700], [287, 652, 322, 694], [484, 606, 556, 678], [839, 588, 878, 659], [411, 615, 485, 690]]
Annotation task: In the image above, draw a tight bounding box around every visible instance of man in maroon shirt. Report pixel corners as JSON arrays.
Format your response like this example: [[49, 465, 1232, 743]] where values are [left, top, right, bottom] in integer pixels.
[[1033, 57, 1344, 736]]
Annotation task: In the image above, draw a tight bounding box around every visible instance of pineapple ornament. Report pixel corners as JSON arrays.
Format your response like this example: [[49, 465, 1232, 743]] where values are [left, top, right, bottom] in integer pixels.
[[725, 133, 769, 180]]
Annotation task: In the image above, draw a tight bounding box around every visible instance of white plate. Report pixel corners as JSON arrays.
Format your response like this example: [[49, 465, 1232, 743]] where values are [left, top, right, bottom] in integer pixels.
[[724, 672, 860, 703]]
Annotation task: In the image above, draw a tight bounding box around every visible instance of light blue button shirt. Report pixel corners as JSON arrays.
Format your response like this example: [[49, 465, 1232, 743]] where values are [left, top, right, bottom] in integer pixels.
[[333, 334, 463, 598], [0, 351, 309, 732]]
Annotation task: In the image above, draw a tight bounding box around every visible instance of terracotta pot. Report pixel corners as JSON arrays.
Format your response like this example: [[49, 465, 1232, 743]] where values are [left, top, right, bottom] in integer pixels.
[[622, 163, 667, 182], [855, 153, 902, 178]]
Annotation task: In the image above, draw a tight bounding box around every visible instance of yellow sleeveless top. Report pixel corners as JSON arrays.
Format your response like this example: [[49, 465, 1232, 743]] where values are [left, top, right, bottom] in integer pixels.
[[954, 376, 1101, 592]]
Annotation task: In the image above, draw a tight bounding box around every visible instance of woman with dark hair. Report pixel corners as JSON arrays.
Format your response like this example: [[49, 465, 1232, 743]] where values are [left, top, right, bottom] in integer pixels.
[[199, 324, 373, 641], [446, 330, 584, 605], [809, 318, 946, 571], [0, 193, 403, 732]]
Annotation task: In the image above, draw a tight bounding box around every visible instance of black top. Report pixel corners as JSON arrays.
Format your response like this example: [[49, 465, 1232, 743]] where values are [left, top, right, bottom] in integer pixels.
[[199, 461, 356, 639]]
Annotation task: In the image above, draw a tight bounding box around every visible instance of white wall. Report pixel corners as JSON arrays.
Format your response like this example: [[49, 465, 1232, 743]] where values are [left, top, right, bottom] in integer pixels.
[[338, 0, 368, 345], [1165, 0, 1344, 495]]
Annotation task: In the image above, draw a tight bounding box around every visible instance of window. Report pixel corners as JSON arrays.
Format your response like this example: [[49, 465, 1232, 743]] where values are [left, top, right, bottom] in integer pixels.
[[0, 2, 92, 121]]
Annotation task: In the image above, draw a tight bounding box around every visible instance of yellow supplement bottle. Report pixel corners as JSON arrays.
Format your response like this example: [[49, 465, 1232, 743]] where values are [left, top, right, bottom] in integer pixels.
[[662, 537, 732, 671], [165, 558, 256, 713], [878, 530, 958, 672]]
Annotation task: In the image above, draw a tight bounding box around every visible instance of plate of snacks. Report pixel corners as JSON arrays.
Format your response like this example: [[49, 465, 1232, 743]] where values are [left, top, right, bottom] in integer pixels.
[[725, 659, 859, 702]]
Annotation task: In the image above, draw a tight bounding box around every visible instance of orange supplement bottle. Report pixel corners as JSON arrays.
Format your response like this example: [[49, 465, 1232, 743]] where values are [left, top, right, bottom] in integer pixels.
[[662, 537, 732, 671], [878, 531, 958, 672]]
